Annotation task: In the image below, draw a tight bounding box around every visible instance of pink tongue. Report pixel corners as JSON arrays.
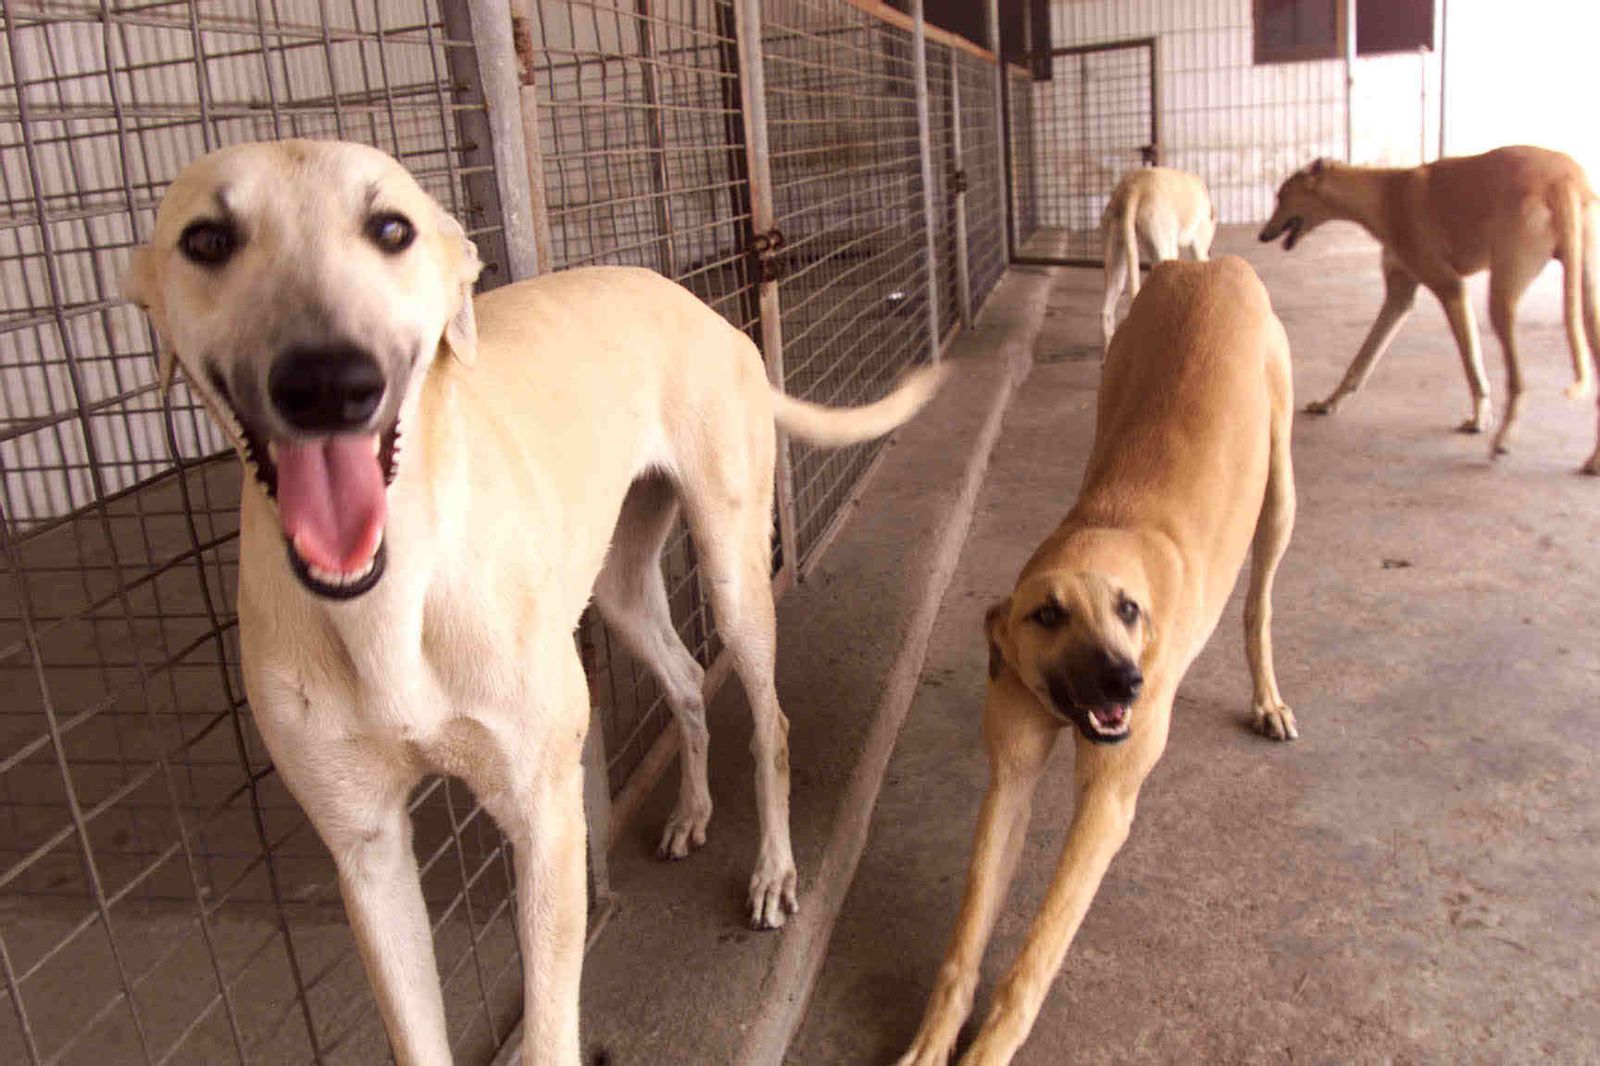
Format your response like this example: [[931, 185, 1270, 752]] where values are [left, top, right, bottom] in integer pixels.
[[273, 435, 386, 574]]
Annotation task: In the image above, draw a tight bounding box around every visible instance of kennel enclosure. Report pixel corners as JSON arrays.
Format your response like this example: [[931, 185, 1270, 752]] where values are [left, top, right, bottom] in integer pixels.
[[0, 1, 1018, 1062]]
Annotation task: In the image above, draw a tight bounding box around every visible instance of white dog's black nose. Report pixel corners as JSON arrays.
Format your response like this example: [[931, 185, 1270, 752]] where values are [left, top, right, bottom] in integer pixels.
[[269, 344, 385, 432]]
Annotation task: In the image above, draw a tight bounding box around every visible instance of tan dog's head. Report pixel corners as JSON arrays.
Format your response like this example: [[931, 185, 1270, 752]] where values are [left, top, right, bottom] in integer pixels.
[[124, 140, 481, 599], [986, 570, 1156, 743], [1258, 157, 1335, 251]]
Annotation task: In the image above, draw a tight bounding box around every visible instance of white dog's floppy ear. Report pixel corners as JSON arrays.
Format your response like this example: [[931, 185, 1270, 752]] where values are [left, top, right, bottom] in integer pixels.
[[439, 214, 482, 367], [123, 244, 178, 396], [985, 598, 1013, 680]]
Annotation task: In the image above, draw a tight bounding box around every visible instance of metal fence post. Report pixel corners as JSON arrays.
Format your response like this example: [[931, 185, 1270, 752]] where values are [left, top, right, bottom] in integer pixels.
[[949, 59, 973, 330], [910, 1, 941, 361], [635, 0, 678, 277], [985, 0, 1011, 264], [507, 0, 556, 271], [733, 0, 800, 581], [462, 0, 540, 279]]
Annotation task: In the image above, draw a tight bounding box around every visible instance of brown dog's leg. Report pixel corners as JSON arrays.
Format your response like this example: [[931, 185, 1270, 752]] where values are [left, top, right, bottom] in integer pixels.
[[1246, 392, 1298, 740], [1486, 243, 1546, 457], [1305, 252, 1416, 415], [957, 699, 1172, 1066], [1436, 282, 1494, 433], [896, 675, 1058, 1066]]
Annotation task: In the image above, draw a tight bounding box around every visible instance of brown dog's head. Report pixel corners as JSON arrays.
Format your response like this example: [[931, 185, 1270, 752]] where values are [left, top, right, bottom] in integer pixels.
[[123, 140, 481, 600], [1258, 157, 1335, 251], [986, 570, 1157, 744]]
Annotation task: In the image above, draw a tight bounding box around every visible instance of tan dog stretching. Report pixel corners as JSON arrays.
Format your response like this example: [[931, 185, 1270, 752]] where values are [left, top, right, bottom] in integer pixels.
[[124, 140, 947, 1065], [1099, 166, 1217, 347], [1259, 146, 1600, 470], [896, 258, 1297, 1066]]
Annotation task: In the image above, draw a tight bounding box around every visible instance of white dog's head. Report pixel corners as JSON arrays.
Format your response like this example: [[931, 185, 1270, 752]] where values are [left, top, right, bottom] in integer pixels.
[[124, 140, 481, 599]]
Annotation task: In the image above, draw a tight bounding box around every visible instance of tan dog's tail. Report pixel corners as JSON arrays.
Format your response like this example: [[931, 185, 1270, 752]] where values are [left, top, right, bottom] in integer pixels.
[[769, 362, 951, 447], [1557, 187, 1596, 399], [1122, 186, 1142, 299]]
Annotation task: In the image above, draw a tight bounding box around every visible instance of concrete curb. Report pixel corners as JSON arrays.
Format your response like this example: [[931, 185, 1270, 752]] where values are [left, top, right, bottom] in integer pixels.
[[735, 267, 1055, 1065]]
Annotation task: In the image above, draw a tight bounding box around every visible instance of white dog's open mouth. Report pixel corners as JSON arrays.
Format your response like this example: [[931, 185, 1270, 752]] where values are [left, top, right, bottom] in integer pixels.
[[270, 433, 393, 598], [220, 393, 400, 599]]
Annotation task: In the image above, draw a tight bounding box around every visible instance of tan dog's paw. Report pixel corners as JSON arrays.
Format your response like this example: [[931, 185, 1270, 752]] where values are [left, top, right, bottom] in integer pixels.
[[748, 847, 798, 930], [656, 800, 712, 860], [1303, 397, 1338, 416], [1254, 701, 1299, 741], [1456, 412, 1491, 434], [895, 1033, 958, 1066], [1565, 378, 1594, 401]]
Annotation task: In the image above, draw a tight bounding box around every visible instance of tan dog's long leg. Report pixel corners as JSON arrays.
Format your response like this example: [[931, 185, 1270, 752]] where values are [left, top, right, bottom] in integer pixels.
[[488, 644, 592, 1066], [896, 675, 1059, 1066], [593, 476, 711, 858], [685, 473, 798, 929], [958, 703, 1172, 1065], [1305, 253, 1417, 415], [1246, 393, 1298, 741], [1436, 282, 1494, 433], [250, 699, 448, 1065], [1485, 243, 1547, 456], [1102, 237, 1129, 349]]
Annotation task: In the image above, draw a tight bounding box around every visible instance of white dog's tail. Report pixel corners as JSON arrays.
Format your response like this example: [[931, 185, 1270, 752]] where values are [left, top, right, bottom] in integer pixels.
[[1122, 187, 1142, 300], [768, 362, 952, 447]]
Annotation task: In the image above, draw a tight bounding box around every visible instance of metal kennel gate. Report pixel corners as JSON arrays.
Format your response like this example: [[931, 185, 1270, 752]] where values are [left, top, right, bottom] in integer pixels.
[[0, 1, 1022, 1063], [1007, 37, 1157, 266]]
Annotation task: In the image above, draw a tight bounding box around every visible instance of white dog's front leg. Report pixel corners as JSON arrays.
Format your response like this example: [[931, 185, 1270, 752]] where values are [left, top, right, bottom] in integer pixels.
[[334, 801, 452, 1065], [256, 700, 448, 1065]]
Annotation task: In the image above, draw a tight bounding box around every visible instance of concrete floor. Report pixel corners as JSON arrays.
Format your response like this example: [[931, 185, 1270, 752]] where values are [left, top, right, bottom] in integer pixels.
[[787, 226, 1600, 1064]]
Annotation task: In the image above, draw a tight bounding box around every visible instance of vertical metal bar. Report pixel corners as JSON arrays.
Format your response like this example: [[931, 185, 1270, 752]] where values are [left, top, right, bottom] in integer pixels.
[[1344, 0, 1356, 163], [507, 1, 556, 272], [634, 0, 677, 278], [984, 0, 1009, 264], [733, 0, 798, 581], [1149, 38, 1161, 164], [999, 53, 1018, 261], [949, 58, 971, 330], [1436, 0, 1448, 158], [910, 0, 940, 360], [460, 0, 540, 280]]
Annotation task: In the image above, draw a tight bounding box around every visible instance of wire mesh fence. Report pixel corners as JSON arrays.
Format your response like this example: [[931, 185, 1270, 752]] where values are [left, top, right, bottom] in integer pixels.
[[0, 3, 529, 1062], [0, 1, 1019, 1062]]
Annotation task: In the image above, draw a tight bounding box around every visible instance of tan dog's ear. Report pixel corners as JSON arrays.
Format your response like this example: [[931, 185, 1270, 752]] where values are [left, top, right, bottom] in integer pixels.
[[984, 598, 1012, 680], [439, 213, 482, 367], [123, 245, 178, 396], [1306, 157, 1328, 181]]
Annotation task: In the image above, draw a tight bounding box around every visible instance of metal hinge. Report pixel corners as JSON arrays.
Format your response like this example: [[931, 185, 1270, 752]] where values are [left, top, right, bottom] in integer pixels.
[[748, 226, 787, 283]]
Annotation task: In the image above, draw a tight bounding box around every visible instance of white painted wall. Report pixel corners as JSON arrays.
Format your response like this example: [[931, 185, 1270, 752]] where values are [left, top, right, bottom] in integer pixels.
[[1040, 0, 1441, 226]]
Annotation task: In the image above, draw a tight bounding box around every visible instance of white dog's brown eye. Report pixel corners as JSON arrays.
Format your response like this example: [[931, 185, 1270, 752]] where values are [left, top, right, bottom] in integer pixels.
[[178, 220, 238, 267], [1030, 603, 1065, 628], [1118, 599, 1140, 625], [366, 213, 415, 253]]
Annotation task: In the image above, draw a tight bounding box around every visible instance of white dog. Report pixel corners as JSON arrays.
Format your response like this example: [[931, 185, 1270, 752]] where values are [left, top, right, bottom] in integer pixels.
[[124, 139, 947, 1065], [1099, 166, 1217, 346]]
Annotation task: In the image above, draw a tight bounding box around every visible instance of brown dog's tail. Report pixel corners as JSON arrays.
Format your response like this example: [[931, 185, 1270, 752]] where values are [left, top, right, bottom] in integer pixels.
[[1122, 186, 1143, 299], [768, 361, 952, 447], [1556, 186, 1597, 400]]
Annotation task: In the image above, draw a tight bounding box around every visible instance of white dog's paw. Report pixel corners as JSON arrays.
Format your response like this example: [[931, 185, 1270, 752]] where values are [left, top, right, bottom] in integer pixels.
[[747, 848, 798, 930], [1565, 378, 1594, 401], [1303, 397, 1338, 416], [1254, 701, 1299, 741], [1456, 412, 1491, 434], [655, 800, 711, 860], [1582, 453, 1600, 476]]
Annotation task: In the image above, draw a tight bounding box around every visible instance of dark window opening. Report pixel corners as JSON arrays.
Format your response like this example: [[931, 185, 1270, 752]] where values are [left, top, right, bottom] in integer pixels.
[[1254, 0, 1434, 65]]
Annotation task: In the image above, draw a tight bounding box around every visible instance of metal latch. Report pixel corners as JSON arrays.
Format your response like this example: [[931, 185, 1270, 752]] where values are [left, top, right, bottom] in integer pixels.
[[749, 226, 787, 283]]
